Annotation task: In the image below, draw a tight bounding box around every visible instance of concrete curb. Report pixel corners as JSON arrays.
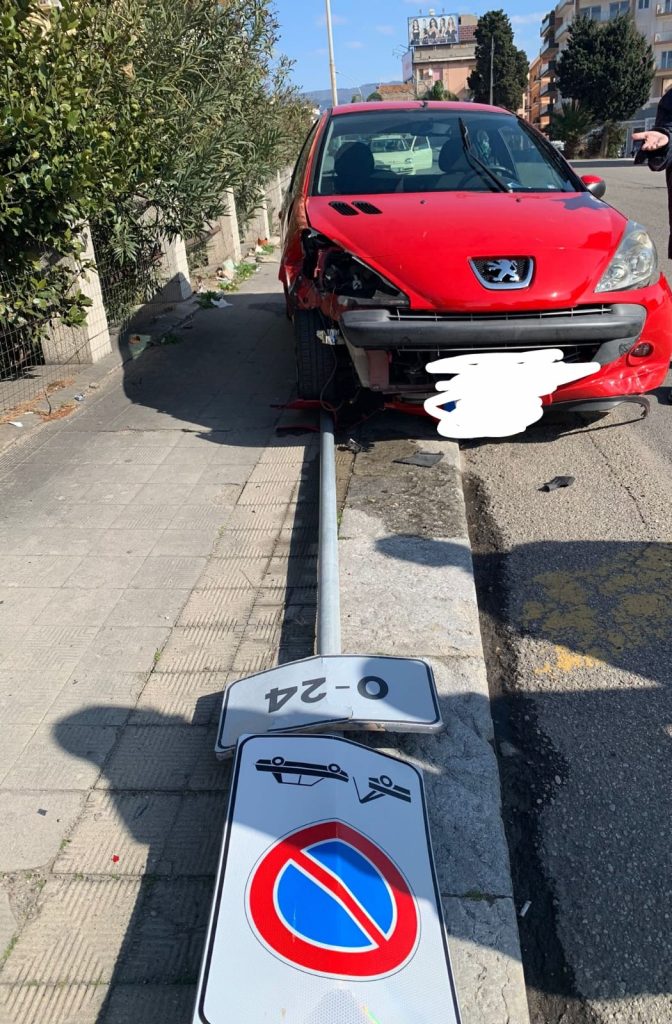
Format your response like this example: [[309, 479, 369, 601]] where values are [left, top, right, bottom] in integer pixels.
[[338, 425, 530, 1024]]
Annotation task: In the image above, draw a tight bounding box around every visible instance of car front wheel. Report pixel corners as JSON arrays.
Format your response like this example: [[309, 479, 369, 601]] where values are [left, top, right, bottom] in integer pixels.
[[294, 309, 338, 401]]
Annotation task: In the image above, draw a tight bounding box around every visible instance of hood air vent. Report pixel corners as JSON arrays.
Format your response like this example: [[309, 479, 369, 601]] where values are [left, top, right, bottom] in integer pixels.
[[352, 201, 382, 215], [329, 201, 359, 216]]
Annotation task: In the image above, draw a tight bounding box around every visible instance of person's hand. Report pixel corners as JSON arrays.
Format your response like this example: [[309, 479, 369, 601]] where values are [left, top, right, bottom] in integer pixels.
[[632, 130, 669, 151]]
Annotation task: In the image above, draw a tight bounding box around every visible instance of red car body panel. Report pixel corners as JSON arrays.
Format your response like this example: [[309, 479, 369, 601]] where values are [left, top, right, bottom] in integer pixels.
[[544, 278, 672, 404], [280, 102, 672, 408], [304, 192, 624, 311]]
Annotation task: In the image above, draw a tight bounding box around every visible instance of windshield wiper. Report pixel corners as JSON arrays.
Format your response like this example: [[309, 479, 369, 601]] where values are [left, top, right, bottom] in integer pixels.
[[458, 117, 510, 193]]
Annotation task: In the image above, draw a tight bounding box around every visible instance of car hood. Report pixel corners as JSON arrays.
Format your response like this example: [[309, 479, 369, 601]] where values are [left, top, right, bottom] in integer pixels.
[[305, 192, 628, 310]]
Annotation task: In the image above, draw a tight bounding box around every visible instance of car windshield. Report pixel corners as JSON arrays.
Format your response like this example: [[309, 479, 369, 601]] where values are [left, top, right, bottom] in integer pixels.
[[313, 109, 579, 196]]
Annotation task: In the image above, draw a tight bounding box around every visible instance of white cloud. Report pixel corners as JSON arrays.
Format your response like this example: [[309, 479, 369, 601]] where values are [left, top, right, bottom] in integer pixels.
[[315, 13, 348, 27], [376, 24, 395, 36], [509, 12, 546, 25], [312, 47, 328, 56], [346, 40, 365, 49]]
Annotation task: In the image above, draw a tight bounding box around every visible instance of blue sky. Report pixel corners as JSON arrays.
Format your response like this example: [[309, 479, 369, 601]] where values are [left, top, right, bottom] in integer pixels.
[[275, 1, 545, 94]]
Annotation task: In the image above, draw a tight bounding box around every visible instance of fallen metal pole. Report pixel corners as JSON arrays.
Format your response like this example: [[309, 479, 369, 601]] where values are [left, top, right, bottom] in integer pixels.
[[317, 410, 341, 655]]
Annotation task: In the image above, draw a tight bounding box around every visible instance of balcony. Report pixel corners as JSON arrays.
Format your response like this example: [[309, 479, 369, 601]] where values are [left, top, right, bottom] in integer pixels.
[[540, 80, 557, 97], [540, 36, 559, 57], [555, 19, 572, 40], [656, 2, 672, 13], [539, 59, 557, 77], [654, 29, 672, 41], [540, 10, 556, 35]]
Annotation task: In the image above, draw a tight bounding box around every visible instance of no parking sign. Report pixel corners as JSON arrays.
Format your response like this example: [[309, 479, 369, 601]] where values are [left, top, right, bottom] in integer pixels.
[[193, 735, 461, 1024], [247, 820, 419, 979]]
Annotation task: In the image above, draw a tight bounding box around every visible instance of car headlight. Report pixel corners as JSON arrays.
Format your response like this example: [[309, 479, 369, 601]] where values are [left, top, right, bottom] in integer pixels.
[[301, 229, 409, 308], [595, 221, 657, 292], [321, 250, 410, 307]]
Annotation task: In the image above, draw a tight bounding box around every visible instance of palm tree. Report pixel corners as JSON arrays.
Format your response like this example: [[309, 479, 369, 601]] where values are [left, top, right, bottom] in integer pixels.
[[550, 100, 596, 159]]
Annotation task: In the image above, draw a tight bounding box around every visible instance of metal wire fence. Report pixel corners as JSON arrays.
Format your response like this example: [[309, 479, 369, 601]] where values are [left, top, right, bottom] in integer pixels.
[[0, 250, 167, 420], [94, 242, 164, 340], [0, 268, 108, 422]]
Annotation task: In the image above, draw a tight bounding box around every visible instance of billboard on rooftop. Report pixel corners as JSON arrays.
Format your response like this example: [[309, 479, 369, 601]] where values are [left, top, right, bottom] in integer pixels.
[[408, 14, 459, 47]]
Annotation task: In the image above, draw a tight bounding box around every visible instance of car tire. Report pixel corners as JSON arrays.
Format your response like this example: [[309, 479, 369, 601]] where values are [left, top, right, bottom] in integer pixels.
[[294, 309, 337, 401]]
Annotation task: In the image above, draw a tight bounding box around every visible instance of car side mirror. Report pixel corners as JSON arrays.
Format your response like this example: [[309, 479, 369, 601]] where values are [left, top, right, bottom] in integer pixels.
[[581, 175, 606, 199]]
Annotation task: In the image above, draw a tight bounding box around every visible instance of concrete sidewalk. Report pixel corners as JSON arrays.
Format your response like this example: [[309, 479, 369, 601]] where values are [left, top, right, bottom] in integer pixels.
[[0, 261, 528, 1023]]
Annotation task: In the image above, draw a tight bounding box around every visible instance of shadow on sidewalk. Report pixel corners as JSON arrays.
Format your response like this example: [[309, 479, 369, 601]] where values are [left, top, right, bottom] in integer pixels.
[[119, 284, 296, 450], [45, 443, 326, 1022], [53, 683, 522, 1023]]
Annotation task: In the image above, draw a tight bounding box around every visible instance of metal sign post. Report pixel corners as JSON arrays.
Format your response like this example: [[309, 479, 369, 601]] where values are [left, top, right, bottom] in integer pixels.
[[318, 410, 341, 656], [214, 413, 443, 756], [193, 735, 462, 1024], [194, 414, 459, 1024]]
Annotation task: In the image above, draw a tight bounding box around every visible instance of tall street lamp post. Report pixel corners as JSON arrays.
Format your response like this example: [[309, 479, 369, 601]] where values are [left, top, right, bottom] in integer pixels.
[[325, 0, 338, 107]]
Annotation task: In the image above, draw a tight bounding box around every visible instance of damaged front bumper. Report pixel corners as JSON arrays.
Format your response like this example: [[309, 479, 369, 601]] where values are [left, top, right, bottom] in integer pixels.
[[336, 302, 665, 400]]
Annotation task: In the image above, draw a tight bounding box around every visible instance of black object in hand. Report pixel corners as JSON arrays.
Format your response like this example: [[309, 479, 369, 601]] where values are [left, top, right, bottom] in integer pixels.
[[632, 139, 648, 165]]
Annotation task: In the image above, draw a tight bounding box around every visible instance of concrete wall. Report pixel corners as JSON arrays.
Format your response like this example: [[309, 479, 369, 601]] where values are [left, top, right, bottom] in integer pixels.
[[43, 226, 112, 366], [48, 169, 291, 367], [237, 166, 292, 254]]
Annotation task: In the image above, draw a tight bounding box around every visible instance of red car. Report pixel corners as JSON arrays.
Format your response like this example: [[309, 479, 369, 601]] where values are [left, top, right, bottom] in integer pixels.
[[279, 101, 672, 416]]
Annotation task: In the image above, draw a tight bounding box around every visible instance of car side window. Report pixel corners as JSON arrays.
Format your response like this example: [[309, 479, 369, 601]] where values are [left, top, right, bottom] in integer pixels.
[[289, 121, 320, 198]]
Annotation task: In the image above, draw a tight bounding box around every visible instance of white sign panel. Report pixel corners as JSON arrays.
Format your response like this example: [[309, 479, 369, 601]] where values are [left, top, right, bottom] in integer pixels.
[[215, 655, 442, 758], [194, 735, 461, 1024]]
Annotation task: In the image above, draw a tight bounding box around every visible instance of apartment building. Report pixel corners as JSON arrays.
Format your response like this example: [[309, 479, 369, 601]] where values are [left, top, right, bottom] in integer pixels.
[[528, 50, 556, 130], [532, 0, 666, 128]]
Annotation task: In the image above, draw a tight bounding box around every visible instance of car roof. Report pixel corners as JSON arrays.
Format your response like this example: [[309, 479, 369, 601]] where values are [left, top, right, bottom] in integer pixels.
[[330, 100, 510, 116]]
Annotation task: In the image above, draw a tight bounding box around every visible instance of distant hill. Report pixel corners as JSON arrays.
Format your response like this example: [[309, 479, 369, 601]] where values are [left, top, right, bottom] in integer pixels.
[[303, 82, 403, 107]]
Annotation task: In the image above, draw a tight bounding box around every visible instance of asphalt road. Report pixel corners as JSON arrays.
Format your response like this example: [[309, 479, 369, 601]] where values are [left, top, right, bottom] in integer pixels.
[[463, 160, 672, 1024]]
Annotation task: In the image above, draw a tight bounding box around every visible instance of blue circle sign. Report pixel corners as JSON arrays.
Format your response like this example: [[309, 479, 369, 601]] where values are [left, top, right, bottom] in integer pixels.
[[246, 820, 419, 979]]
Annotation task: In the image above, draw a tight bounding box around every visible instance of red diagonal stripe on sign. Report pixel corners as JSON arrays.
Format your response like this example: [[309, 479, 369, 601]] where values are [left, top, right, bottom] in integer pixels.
[[289, 848, 389, 949]]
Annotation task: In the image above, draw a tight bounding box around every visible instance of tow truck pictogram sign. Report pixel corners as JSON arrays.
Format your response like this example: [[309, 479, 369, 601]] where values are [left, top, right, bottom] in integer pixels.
[[193, 735, 462, 1024]]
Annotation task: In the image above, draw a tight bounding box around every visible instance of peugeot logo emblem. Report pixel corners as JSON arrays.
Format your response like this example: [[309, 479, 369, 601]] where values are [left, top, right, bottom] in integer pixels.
[[470, 257, 534, 290], [486, 259, 521, 283]]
